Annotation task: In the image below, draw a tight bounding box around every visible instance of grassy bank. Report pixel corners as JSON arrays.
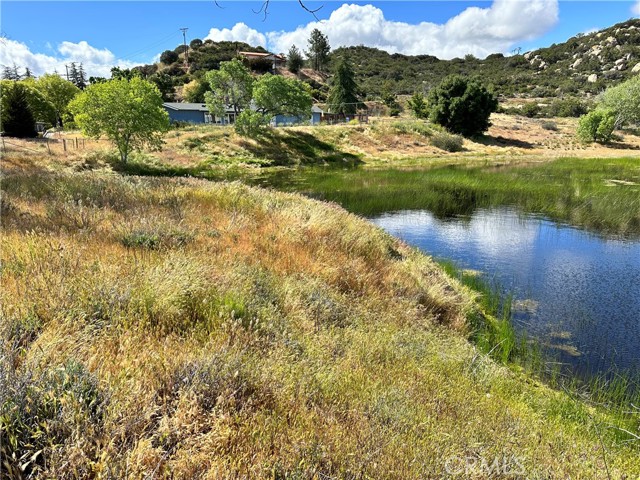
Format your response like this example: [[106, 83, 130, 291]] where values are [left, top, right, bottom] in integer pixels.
[[2, 162, 639, 478], [278, 157, 640, 237]]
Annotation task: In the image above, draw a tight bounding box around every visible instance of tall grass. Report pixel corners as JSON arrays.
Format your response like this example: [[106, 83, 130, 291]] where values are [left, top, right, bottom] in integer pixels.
[[1, 156, 639, 477]]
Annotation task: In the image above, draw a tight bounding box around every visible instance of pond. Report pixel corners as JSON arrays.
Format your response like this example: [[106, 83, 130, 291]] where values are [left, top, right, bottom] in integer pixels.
[[371, 207, 640, 377], [255, 159, 640, 377]]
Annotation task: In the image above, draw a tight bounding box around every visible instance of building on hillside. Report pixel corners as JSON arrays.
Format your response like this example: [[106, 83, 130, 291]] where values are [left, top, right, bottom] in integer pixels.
[[163, 102, 323, 127], [163, 102, 238, 125], [238, 51, 286, 70]]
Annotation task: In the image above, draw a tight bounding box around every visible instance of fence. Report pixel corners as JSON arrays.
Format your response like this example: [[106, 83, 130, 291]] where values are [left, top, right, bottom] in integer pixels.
[[0, 135, 105, 157]]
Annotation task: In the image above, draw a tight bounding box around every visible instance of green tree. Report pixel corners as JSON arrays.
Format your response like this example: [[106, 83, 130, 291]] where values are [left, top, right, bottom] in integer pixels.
[[599, 76, 640, 128], [287, 45, 304, 74], [306, 29, 330, 72], [427, 75, 498, 137], [253, 74, 313, 118], [326, 58, 359, 115], [35, 74, 80, 127], [381, 81, 401, 116], [2, 79, 57, 127], [110, 67, 142, 81], [69, 77, 169, 163], [2, 64, 20, 80], [183, 78, 211, 103], [0, 82, 37, 137], [160, 50, 179, 65], [148, 72, 174, 101], [576, 109, 616, 144], [189, 38, 203, 50], [204, 59, 254, 118], [407, 92, 428, 119]]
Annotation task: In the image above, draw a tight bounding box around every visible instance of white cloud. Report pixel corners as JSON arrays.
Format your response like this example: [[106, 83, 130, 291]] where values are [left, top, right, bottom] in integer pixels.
[[0, 39, 137, 78], [205, 22, 267, 48], [207, 1, 559, 59], [632, 1, 640, 16]]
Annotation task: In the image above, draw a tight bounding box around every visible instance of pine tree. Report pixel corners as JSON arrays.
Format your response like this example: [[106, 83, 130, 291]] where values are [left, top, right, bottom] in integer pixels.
[[326, 58, 360, 115], [1, 83, 37, 137], [2, 64, 20, 80], [306, 29, 330, 72], [76, 63, 87, 89], [287, 45, 304, 74], [24, 67, 33, 79]]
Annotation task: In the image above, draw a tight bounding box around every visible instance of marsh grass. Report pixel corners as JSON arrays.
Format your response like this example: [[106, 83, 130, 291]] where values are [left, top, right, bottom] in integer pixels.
[[1, 158, 639, 477], [281, 157, 640, 237]]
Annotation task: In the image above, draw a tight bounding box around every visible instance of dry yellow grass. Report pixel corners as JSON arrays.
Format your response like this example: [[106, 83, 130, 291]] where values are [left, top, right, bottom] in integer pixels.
[[1, 149, 639, 478]]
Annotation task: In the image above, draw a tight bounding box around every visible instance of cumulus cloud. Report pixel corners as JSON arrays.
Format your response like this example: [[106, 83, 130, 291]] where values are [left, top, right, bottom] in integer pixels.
[[203, 1, 559, 59], [632, 1, 640, 16], [0, 39, 137, 77], [205, 23, 267, 48]]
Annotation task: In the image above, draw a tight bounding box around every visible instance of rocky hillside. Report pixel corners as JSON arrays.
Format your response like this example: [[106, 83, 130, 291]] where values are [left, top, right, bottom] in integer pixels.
[[135, 19, 640, 101]]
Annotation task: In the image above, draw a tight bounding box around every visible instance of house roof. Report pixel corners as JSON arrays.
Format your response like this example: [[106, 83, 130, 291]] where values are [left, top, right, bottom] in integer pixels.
[[238, 51, 285, 61], [311, 105, 323, 114], [163, 102, 209, 112]]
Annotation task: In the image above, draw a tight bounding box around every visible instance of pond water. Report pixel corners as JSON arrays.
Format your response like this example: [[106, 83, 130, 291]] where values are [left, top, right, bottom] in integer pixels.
[[370, 207, 640, 376]]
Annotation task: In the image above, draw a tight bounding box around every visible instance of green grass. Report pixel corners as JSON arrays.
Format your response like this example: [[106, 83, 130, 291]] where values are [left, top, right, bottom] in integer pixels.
[[2, 163, 639, 478], [271, 157, 640, 237]]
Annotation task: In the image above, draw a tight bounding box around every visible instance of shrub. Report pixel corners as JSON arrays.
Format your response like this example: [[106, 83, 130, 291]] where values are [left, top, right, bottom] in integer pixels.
[[234, 110, 269, 137], [576, 109, 616, 144], [430, 131, 464, 152], [407, 92, 428, 119], [541, 121, 558, 131], [546, 97, 589, 118], [427, 75, 498, 137], [521, 102, 541, 118]]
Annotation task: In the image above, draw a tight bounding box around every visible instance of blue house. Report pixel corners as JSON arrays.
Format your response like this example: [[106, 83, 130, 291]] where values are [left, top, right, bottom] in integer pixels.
[[271, 106, 324, 126], [164, 102, 323, 126]]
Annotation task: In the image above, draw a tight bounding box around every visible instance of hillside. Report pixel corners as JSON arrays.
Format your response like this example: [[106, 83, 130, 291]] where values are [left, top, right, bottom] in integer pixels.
[[136, 19, 640, 101]]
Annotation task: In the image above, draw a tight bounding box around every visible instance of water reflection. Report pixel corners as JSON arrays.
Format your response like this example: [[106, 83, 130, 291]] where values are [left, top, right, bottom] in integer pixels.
[[371, 207, 640, 375]]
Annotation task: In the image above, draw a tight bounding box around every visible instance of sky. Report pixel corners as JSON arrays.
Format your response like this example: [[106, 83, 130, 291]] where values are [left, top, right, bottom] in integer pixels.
[[1, 0, 640, 77]]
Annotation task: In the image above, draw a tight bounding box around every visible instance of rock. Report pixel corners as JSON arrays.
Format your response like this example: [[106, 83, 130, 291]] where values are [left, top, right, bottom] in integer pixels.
[[587, 73, 598, 83], [632, 63, 640, 73], [606, 36, 618, 45], [571, 58, 583, 69], [524, 51, 533, 60], [615, 58, 626, 65], [589, 47, 603, 57]]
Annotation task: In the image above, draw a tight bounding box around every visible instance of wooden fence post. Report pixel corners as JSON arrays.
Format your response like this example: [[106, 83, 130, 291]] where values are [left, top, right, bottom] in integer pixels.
[[63, 139, 67, 152]]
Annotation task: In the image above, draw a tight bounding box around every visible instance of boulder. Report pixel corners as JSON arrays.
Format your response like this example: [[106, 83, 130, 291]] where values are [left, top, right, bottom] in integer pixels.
[[571, 58, 583, 69], [587, 73, 598, 83], [632, 63, 640, 73]]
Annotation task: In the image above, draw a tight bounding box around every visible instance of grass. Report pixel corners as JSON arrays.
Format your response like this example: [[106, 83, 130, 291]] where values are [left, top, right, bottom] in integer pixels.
[[274, 157, 640, 237], [1, 153, 640, 478]]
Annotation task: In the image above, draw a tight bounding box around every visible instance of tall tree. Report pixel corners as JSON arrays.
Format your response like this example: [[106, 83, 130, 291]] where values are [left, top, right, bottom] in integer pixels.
[[326, 57, 359, 115], [599, 75, 640, 128], [204, 59, 254, 118], [287, 45, 304, 74], [69, 77, 169, 163], [2, 64, 20, 80], [35, 74, 80, 127], [306, 29, 330, 72], [76, 64, 87, 89], [23, 67, 33, 79], [1, 83, 37, 137]]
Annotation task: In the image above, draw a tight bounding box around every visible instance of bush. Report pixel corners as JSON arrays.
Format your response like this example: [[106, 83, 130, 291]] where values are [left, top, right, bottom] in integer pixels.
[[430, 131, 464, 152], [407, 92, 428, 119], [521, 102, 541, 118], [427, 75, 498, 137], [546, 97, 588, 118], [541, 121, 558, 131], [576, 109, 616, 144], [234, 110, 269, 138]]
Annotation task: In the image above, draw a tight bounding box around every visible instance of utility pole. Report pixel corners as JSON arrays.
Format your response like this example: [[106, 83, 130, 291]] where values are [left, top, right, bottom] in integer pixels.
[[65, 64, 69, 81], [180, 27, 189, 70]]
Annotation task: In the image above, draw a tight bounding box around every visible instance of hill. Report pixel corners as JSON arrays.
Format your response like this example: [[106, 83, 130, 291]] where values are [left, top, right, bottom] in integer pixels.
[[135, 19, 640, 101]]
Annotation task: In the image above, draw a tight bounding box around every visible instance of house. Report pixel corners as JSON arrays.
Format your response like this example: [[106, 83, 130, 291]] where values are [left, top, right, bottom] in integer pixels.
[[238, 51, 286, 70], [163, 102, 237, 125], [164, 102, 324, 127], [271, 106, 324, 127]]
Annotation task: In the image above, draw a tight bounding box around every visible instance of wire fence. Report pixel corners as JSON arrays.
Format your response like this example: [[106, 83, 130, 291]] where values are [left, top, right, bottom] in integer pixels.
[[0, 135, 109, 157]]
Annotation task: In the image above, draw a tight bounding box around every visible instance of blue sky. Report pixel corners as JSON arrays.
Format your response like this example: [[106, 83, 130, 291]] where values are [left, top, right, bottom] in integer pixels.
[[2, 1, 639, 76]]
